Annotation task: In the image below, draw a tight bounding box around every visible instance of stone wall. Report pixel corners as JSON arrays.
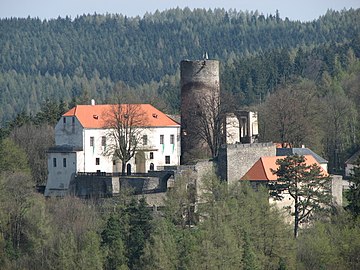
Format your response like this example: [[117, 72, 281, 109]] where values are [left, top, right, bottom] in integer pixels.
[[70, 174, 114, 198], [331, 174, 343, 206], [180, 60, 220, 164], [70, 171, 174, 198], [218, 142, 276, 185]]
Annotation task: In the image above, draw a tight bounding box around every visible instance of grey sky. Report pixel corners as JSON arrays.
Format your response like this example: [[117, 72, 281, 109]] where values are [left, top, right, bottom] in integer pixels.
[[0, 0, 359, 22]]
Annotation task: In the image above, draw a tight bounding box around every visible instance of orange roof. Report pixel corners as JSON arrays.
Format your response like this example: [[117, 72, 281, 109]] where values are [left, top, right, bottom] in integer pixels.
[[241, 155, 327, 181], [63, 104, 179, 128]]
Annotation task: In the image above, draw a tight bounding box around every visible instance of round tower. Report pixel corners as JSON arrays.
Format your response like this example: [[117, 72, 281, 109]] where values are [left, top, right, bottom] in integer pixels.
[[180, 59, 220, 164]]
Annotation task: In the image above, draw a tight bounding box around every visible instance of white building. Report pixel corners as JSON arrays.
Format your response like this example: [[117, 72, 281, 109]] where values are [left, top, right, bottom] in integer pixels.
[[45, 103, 181, 197]]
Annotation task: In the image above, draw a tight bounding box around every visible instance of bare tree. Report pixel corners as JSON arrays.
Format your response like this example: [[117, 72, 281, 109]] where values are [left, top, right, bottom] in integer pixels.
[[258, 81, 321, 148], [323, 93, 357, 172], [196, 91, 225, 159], [182, 89, 226, 162], [104, 104, 147, 175], [10, 123, 54, 185]]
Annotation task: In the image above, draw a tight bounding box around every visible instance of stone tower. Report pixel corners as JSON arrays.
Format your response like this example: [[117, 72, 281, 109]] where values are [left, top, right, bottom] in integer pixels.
[[180, 59, 220, 164]]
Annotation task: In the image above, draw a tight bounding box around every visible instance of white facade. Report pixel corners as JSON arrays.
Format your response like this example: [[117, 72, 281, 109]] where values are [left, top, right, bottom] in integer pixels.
[[224, 113, 240, 144], [223, 111, 259, 145], [45, 104, 181, 197]]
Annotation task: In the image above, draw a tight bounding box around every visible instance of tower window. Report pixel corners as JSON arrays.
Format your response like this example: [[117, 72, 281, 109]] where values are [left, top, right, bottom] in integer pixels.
[[150, 152, 154, 159], [96, 158, 100, 165]]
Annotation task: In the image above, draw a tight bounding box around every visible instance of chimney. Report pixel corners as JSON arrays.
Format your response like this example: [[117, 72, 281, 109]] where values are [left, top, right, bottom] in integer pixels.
[[91, 99, 95, 106]]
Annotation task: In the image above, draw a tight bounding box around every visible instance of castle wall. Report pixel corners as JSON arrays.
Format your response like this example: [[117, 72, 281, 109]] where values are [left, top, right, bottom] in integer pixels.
[[331, 174, 343, 206], [218, 142, 276, 185]]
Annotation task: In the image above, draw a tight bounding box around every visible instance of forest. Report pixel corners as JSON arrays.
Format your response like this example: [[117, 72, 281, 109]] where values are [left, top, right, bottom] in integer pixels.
[[1, 7, 360, 172], [0, 7, 360, 269], [1, 149, 360, 269]]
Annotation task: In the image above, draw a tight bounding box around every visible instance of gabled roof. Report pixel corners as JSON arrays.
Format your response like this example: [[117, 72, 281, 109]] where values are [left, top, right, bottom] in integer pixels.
[[345, 149, 360, 165], [63, 104, 179, 128], [241, 155, 327, 181], [276, 148, 328, 164]]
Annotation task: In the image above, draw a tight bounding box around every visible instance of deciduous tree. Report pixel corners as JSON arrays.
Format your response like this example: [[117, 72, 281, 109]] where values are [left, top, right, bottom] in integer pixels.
[[104, 103, 147, 175]]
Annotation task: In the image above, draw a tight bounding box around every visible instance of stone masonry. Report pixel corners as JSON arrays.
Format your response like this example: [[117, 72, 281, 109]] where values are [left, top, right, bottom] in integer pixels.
[[218, 142, 276, 185]]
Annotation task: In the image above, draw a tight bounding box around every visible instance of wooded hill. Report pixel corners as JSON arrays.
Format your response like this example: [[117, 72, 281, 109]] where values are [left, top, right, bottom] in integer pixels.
[[0, 8, 359, 124]]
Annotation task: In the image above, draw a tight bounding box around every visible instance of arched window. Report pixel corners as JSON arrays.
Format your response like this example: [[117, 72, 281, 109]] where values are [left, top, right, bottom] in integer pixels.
[[126, 164, 131, 175], [150, 163, 154, 171]]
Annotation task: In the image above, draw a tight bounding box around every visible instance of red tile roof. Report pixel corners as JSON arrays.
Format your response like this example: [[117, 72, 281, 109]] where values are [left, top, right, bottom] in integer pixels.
[[63, 104, 179, 128], [241, 155, 328, 181]]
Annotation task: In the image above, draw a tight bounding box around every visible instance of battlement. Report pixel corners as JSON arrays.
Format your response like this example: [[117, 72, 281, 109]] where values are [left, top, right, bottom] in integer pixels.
[[222, 142, 275, 150]]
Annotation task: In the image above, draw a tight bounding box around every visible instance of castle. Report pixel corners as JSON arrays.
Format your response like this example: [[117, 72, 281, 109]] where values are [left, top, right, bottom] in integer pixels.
[[44, 58, 342, 207]]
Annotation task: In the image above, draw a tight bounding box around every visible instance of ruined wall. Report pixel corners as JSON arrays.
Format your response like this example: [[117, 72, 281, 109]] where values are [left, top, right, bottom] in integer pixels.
[[174, 161, 214, 199], [180, 60, 220, 164], [218, 143, 276, 185]]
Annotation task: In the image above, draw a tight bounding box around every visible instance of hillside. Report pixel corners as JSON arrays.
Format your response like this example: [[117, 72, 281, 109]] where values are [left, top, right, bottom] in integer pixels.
[[0, 8, 359, 123]]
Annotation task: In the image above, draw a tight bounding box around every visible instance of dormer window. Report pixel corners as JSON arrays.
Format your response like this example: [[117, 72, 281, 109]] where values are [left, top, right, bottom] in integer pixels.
[[93, 115, 99, 119]]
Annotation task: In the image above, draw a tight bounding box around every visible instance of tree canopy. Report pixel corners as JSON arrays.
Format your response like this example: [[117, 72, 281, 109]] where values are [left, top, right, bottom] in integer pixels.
[[270, 154, 332, 237]]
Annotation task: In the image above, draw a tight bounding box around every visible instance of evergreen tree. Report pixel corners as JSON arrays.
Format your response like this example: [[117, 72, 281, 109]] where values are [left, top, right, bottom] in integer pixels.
[[101, 214, 128, 270], [270, 154, 332, 237], [126, 198, 152, 269], [346, 157, 360, 217]]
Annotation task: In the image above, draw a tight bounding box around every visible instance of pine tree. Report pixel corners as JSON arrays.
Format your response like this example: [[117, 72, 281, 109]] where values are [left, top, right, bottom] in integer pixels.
[[270, 154, 332, 237], [101, 214, 128, 270], [346, 157, 360, 217]]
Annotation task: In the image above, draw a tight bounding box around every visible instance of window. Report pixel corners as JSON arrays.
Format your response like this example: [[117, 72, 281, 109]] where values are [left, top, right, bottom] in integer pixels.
[[143, 135, 148, 145], [90, 137, 94, 147], [149, 152, 154, 159], [170, 134, 174, 144], [131, 135, 136, 145], [53, 158, 57, 167], [165, 156, 170, 164], [160, 134, 164, 144], [101, 136, 106, 147], [113, 160, 116, 166], [63, 158, 67, 167], [63, 117, 66, 124], [150, 163, 154, 171], [96, 158, 100, 165], [72, 117, 75, 124]]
